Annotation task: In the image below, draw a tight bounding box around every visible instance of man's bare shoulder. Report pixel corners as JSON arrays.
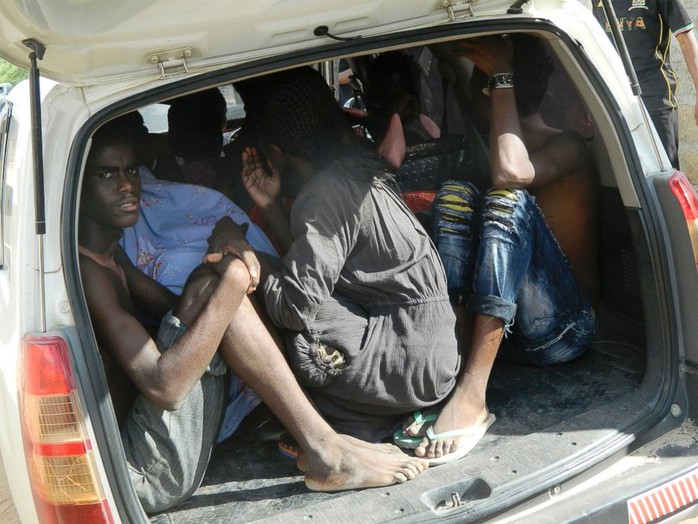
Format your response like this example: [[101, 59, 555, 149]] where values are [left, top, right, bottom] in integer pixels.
[[79, 252, 116, 290], [79, 250, 137, 318]]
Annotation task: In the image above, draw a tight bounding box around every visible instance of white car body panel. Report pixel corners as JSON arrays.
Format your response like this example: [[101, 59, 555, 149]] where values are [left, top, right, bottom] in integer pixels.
[[0, 1, 686, 522], [0, 0, 517, 86]]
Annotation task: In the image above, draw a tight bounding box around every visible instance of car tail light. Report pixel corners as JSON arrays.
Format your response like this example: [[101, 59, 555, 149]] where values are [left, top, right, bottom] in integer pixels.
[[19, 335, 114, 524], [669, 172, 698, 268], [627, 467, 698, 524]]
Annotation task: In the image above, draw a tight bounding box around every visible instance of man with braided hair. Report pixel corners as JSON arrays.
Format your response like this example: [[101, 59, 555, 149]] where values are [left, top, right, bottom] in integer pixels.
[[238, 66, 461, 443]]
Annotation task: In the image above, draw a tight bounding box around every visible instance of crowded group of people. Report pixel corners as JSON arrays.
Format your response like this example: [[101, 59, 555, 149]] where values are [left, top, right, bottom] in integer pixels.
[[78, 10, 690, 509]]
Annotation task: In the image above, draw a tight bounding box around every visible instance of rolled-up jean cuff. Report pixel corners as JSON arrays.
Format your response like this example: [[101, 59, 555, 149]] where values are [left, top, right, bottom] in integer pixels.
[[466, 294, 517, 325], [156, 310, 228, 376]]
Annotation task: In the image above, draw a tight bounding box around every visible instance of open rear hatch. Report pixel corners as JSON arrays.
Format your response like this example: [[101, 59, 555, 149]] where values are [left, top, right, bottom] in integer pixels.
[[0, 0, 517, 87], [3, 0, 683, 522]]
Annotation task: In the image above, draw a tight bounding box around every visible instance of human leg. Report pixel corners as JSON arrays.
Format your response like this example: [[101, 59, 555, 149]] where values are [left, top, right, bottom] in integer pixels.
[[399, 180, 480, 442], [416, 189, 594, 461], [430, 180, 482, 307], [176, 263, 263, 445], [649, 108, 680, 170], [415, 187, 534, 461], [430, 180, 482, 359], [217, 292, 429, 490], [496, 197, 595, 365], [121, 311, 227, 514]]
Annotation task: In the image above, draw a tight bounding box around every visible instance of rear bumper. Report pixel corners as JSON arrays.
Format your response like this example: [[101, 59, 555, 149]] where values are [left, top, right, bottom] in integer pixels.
[[490, 397, 698, 523]]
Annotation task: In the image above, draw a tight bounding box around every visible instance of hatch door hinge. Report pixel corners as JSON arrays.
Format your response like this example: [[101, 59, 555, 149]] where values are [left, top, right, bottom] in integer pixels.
[[147, 47, 193, 78], [441, 0, 474, 21]]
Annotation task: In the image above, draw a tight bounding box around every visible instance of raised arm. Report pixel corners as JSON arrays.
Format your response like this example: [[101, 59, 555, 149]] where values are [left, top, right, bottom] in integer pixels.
[[241, 146, 293, 252], [454, 36, 535, 188]]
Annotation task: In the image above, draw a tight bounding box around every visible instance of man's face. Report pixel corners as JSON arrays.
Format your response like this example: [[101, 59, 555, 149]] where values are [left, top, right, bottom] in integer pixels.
[[81, 138, 142, 230]]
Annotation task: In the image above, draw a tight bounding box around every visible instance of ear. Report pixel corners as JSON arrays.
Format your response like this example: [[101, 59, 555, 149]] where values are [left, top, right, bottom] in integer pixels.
[[267, 143, 287, 166], [269, 144, 284, 159], [265, 143, 292, 174]]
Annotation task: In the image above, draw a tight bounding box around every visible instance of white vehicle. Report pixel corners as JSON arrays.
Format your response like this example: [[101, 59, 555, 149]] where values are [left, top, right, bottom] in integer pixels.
[[1, 1, 698, 522], [0, 82, 11, 107]]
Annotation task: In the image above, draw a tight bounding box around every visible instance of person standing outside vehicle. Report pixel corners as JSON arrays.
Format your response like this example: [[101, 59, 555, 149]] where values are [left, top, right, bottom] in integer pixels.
[[592, 0, 698, 169]]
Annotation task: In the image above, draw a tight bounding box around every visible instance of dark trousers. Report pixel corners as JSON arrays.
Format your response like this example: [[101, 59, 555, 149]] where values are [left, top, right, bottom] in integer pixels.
[[649, 107, 680, 170]]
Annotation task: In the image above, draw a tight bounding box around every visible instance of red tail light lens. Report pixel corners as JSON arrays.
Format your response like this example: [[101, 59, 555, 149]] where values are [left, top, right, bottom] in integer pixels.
[[19, 335, 114, 524], [668, 172, 698, 267], [23, 337, 74, 395]]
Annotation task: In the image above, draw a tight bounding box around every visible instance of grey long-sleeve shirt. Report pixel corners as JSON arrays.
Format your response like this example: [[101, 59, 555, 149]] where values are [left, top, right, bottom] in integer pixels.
[[262, 149, 459, 415]]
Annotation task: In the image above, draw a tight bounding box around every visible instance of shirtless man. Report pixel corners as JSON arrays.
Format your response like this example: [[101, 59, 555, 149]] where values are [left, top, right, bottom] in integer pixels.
[[399, 34, 599, 464], [78, 122, 427, 513]]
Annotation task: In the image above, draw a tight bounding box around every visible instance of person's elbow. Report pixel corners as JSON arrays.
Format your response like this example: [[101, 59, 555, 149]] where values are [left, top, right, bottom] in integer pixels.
[[677, 29, 698, 58], [144, 384, 189, 411]]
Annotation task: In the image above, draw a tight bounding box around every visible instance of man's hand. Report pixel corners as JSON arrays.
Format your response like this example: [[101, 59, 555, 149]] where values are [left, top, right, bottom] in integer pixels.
[[242, 146, 281, 209], [453, 36, 514, 77], [206, 217, 260, 293]]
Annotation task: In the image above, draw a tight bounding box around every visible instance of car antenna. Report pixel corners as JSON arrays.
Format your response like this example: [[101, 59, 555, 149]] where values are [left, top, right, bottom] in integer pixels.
[[313, 25, 362, 42]]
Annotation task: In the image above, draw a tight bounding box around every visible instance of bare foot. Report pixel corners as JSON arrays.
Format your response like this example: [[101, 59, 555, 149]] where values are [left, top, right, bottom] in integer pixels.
[[297, 434, 406, 473], [340, 434, 406, 454], [297, 450, 308, 473], [303, 436, 429, 491], [414, 394, 490, 460]]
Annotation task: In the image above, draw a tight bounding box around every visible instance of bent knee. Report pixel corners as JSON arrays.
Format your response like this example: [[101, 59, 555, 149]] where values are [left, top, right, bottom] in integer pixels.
[[483, 188, 528, 212], [435, 180, 481, 211], [481, 188, 532, 231], [222, 257, 255, 291], [183, 259, 251, 303], [433, 180, 481, 236]]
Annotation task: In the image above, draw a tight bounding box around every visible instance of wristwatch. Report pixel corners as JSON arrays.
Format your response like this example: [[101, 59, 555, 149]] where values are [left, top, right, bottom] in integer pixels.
[[488, 72, 514, 90]]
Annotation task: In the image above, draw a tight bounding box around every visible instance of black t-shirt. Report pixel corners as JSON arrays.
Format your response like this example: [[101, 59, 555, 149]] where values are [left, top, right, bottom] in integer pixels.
[[593, 0, 694, 111]]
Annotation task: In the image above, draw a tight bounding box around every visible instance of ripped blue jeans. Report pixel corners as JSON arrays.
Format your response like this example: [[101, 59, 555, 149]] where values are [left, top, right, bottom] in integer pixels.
[[433, 181, 595, 365]]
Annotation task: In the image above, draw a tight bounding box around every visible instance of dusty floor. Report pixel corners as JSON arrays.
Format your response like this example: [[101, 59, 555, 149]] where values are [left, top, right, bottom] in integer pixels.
[[0, 452, 21, 523]]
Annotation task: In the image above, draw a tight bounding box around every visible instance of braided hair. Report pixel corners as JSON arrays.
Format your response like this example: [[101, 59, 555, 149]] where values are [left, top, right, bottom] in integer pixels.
[[240, 66, 348, 163]]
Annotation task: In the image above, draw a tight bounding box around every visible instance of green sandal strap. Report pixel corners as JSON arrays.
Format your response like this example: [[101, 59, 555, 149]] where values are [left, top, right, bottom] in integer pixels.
[[412, 410, 438, 426]]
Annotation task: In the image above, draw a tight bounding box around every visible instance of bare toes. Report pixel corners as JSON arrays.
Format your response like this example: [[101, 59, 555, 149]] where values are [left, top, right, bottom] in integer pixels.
[[402, 467, 417, 480], [394, 472, 408, 484]]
